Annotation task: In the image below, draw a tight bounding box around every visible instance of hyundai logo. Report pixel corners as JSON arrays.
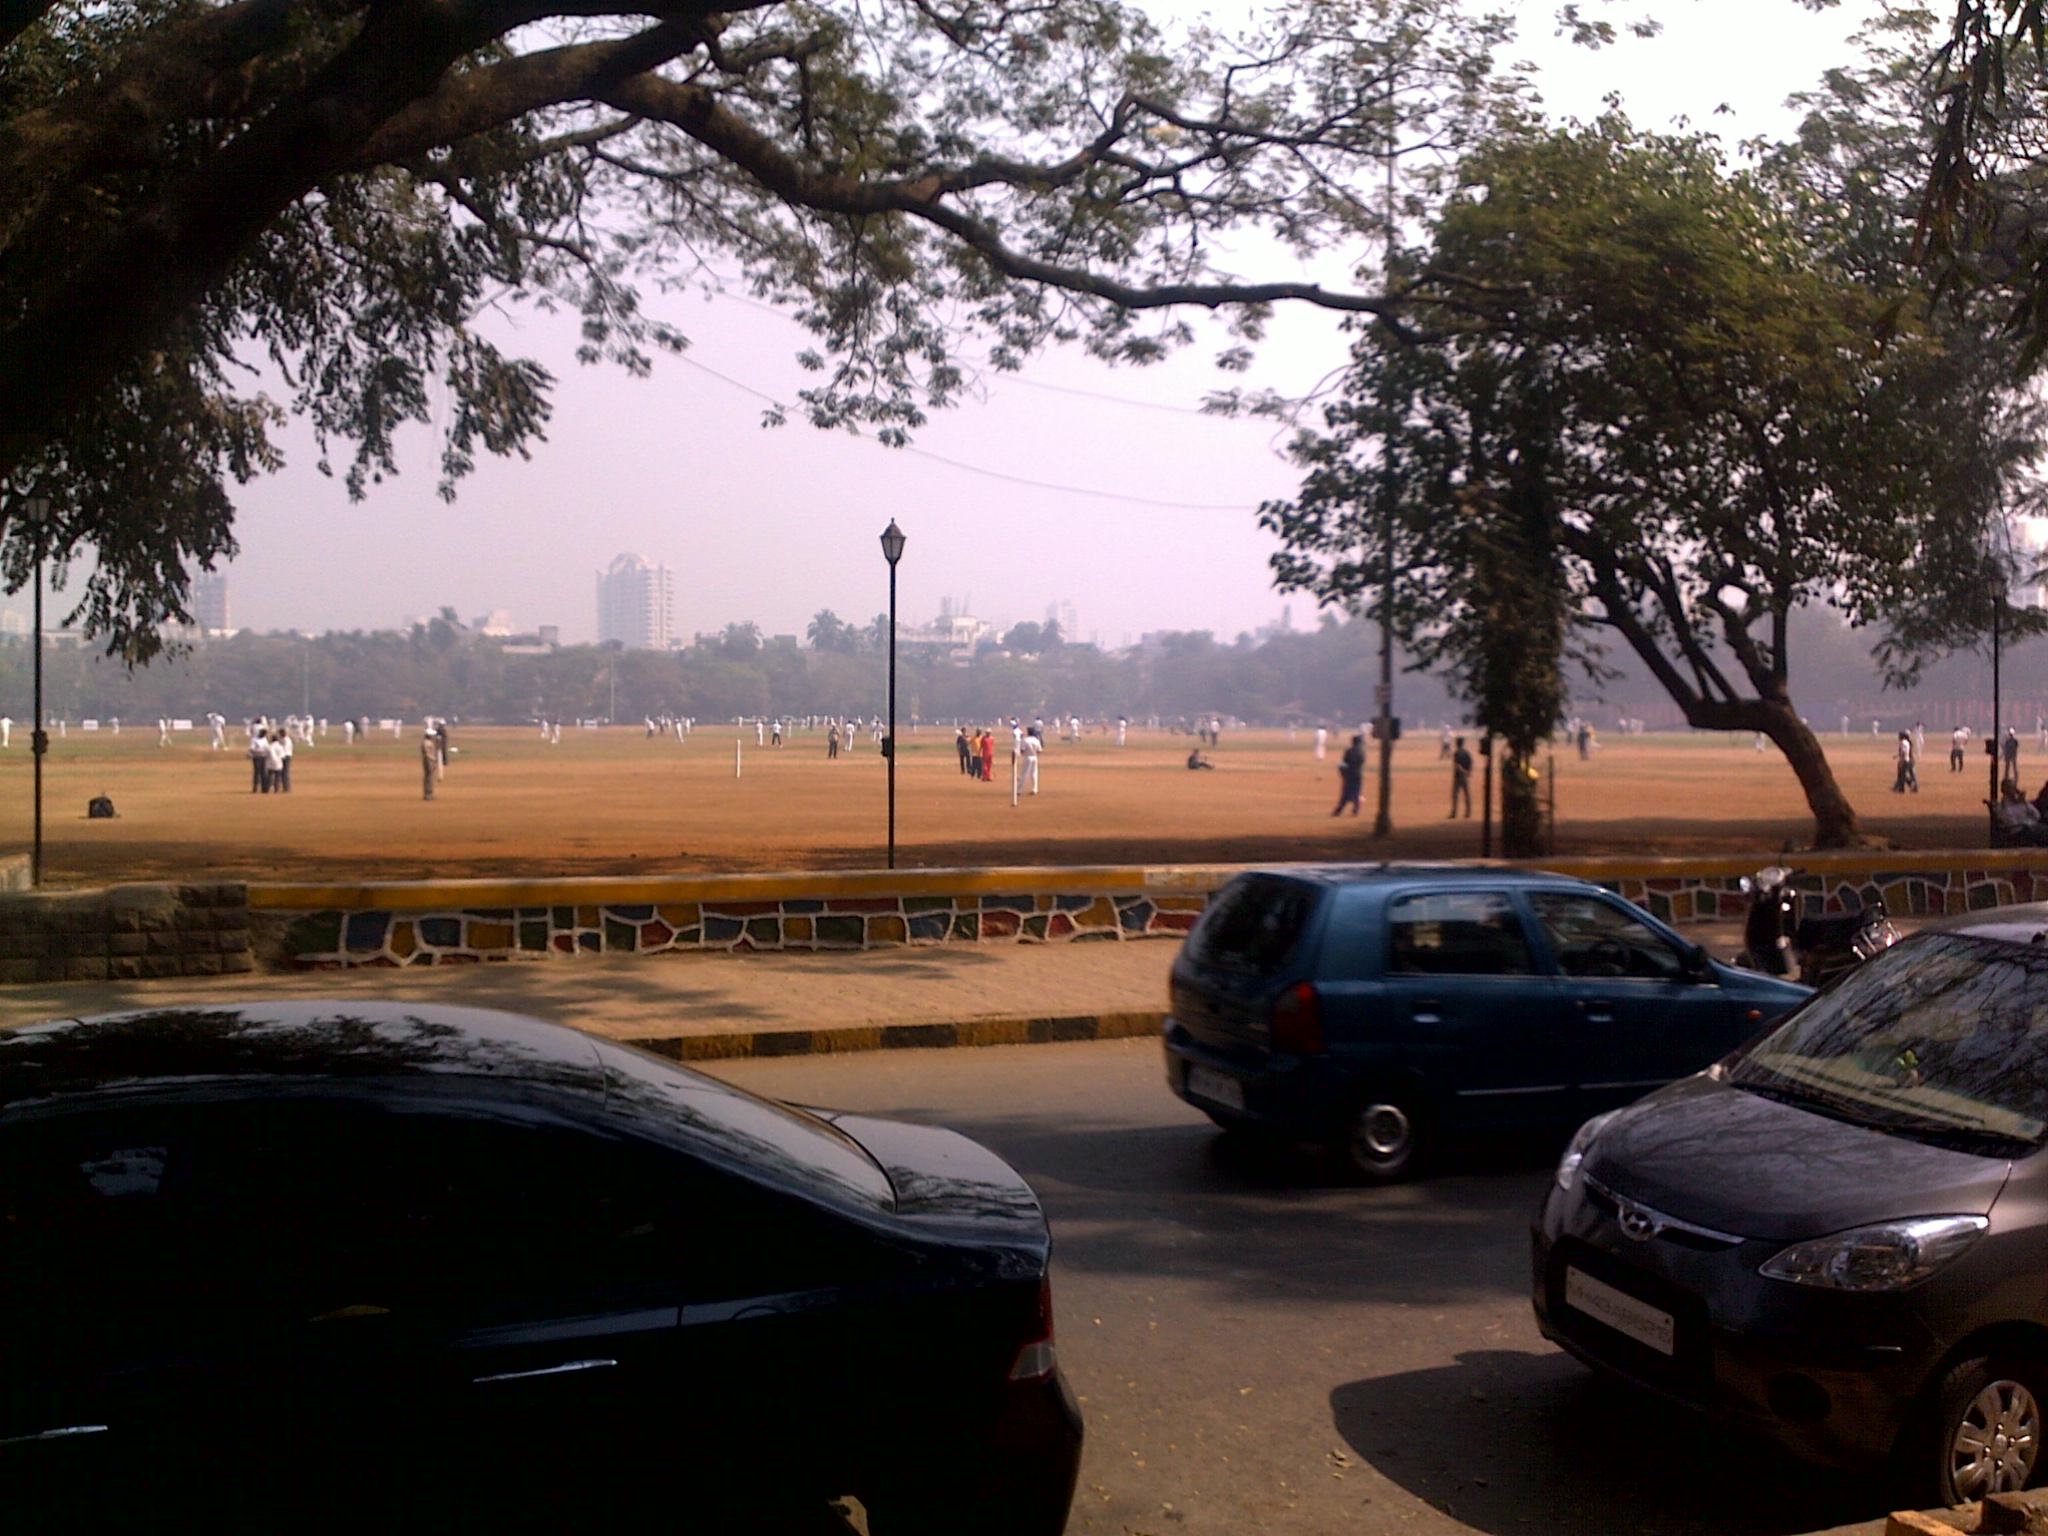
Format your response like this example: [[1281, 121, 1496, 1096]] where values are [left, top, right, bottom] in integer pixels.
[[1617, 1203, 1661, 1243]]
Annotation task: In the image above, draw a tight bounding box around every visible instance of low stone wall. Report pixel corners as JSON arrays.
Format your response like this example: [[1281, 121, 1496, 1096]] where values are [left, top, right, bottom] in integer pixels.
[[262, 868, 1217, 969], [252, 850, 2048, 970], [0, 882, 253, 983], [0, 853, 27, 893]]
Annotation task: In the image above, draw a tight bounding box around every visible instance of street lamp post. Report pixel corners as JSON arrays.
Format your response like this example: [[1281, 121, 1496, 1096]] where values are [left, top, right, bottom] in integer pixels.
[[1990, 577, 2004, 846], [18, 495, 50, 886], [880, 520, 907, 870]]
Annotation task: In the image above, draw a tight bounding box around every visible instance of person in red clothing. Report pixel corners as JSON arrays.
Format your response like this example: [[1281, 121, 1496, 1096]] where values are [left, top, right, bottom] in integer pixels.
[[978, 728, 995, 782]]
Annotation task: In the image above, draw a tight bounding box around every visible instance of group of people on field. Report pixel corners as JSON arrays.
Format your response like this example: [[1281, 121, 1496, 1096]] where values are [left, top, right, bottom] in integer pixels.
[[245, 717, 308, 793]]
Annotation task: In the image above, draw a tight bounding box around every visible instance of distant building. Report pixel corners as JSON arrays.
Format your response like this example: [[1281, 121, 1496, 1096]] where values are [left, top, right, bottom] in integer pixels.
[[471, 608, 516, 637], [901, 606, 996, 664], [595, 554, 675, 650], [2016, 516, 2048, 611], [1044, 599, 1078, 641], [537, 625, 560, 647], [191, 570, 230, 633], [0, 610, 25, 636]]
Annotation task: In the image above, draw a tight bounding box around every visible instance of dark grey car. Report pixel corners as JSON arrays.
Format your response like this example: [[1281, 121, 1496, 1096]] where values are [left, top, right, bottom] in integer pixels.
[[1534, 903, 2048, 1503]]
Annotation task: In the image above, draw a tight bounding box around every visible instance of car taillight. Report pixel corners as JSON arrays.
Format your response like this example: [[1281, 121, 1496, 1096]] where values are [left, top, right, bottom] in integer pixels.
[[1008, 1275, 1057, 1382], [1270, 981, 1324, 1055]]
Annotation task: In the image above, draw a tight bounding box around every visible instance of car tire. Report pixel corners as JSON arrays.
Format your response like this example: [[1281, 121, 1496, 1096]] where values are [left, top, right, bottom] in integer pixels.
[[1339, 1093, 1426, 1183], [1915, 1354, 2047, 1506]]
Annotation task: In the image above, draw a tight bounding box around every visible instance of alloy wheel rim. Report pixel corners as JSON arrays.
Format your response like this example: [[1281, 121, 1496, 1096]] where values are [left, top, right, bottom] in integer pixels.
[[1952, 1379, 2042, 1499], [1356, 1104, 1411, 1161]]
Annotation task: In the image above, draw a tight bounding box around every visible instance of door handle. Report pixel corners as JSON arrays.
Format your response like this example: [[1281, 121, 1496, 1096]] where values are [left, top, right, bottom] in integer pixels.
[[1411, 1003, 1443, 1025], [1578, 999, 1615, 1024], [474, 1358, 618, 1385]]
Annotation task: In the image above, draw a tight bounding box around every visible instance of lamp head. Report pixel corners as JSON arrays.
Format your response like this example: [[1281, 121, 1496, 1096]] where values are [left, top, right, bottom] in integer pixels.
[[879, 520, 907, 566]]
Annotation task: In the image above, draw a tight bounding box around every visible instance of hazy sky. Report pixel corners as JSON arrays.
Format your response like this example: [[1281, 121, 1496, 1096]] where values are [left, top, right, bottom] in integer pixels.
[[42, 0, 1896, 644]]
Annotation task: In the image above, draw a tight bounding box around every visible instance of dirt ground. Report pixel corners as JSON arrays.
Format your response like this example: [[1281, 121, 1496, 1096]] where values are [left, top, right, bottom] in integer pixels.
[[0, 723, 2036, 886]]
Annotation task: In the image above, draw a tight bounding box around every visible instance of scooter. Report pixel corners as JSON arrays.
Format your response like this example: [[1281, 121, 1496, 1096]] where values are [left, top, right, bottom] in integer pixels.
[[1738, 865, 1901, 988]]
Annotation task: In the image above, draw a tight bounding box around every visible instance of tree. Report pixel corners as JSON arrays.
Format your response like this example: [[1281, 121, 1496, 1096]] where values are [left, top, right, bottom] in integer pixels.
[[805, 610, 850, 655], [1003, 621, 1045, 655], [1264, 116, 2037, 848], [0, 0, 1524, 657], [717, 621, 761, 660]]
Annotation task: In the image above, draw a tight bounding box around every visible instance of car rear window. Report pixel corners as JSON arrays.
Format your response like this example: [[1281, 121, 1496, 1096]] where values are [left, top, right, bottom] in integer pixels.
[[1728, 934, 2048, 1153], [1185, 876, 1318, 975], [592, 1040, 896, 1212]]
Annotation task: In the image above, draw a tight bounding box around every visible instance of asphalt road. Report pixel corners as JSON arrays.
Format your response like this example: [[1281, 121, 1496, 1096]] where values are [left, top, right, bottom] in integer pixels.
[[710, 1038, 1888, 1536]]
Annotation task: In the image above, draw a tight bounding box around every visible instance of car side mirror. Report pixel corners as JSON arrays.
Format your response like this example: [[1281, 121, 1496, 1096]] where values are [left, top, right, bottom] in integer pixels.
[[1683, 943, 1712, 981]]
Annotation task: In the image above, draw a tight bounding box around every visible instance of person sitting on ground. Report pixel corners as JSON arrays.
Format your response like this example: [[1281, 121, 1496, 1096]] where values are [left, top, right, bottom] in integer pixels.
[[1994, 779, 2047, 845], [1186, 748, 1214, 770]]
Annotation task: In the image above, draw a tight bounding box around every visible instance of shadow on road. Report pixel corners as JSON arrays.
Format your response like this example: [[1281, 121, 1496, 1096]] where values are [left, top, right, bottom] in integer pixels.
[[867, 1099, 1562, 1307], [1332, 1350, 1881, 1536]]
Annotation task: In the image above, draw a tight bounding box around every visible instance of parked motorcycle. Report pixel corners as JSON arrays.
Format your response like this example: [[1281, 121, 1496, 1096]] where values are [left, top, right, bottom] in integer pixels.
[[1738, 865, 1901, 987]]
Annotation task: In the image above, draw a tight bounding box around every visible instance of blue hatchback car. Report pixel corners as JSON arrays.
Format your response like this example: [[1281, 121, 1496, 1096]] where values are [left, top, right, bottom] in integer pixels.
[[1163, 866, 1811, 1181]]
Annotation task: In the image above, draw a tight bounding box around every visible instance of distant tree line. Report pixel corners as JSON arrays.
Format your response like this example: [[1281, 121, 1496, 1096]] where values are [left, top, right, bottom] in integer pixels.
[[0, 613, 1481, 728]]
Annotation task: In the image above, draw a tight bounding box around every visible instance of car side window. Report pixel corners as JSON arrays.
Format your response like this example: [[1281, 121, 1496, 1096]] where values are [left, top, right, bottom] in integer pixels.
[[166, 1104, 689, 1328], [1527, 893, 1685, 981], [1385, 892, 1535, 976]]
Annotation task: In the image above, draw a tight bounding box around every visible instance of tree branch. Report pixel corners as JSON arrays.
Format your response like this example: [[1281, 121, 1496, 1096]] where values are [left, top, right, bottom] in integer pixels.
[[601, 71, 1405, 323]]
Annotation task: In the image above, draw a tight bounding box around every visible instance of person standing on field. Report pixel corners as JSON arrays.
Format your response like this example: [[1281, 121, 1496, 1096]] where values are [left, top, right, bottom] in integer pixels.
[[274, 728, 293, 793], [828, 722, 841, 759], [1451, 737, 1474, 818], [1332, 734, 1365, 817], [979, 728, 995, 783], [1020, 729, 1042, 795], [421, 727, 439, 800], [1952, 725, 1968, 773], [249, 725, 269, 793], [1314, 725, 1327, 761]]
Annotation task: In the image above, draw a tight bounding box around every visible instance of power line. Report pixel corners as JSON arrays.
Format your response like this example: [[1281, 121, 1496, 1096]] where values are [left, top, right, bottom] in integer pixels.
[[674, 353, 1255, 512]]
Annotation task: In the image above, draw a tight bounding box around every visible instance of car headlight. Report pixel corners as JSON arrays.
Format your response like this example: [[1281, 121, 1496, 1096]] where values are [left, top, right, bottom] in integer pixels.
[[1555, 1111, 1618, 1193], [1759, 1216, 1989, 1292]]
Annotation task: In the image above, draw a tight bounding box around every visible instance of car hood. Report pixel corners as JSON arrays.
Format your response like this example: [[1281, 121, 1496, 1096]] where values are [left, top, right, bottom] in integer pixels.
[[1706, 962, 1811, 1011], [1584, 1072, 2013, 1242]]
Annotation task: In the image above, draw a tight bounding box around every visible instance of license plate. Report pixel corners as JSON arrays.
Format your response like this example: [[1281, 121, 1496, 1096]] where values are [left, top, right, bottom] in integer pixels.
[[1184, 1065, 1245, 1113], [1565, 1268, 1675, 1357]]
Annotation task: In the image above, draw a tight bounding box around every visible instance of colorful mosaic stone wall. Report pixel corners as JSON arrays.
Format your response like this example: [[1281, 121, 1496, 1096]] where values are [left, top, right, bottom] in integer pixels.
[[283, 890, 1211, 968], [266, 857, 2048, 970], [1605, 867, 2048, 925]]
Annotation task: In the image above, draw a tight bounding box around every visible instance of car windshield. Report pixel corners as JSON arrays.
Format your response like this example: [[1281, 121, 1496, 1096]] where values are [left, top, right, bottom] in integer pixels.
[[592, 1039, 896, 1212], [1727, 934, 2048, 1153]]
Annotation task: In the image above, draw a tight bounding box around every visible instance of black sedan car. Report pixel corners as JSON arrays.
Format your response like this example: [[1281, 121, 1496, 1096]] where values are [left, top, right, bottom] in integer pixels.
[[1534, 904, 2048, 1504], [1165, 866, 1810, 1180], [0, 1003, 1082, 1532]]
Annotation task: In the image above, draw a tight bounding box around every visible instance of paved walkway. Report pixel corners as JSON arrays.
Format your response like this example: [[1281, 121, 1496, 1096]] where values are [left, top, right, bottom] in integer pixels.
[[0, 938, 1183, 1057]]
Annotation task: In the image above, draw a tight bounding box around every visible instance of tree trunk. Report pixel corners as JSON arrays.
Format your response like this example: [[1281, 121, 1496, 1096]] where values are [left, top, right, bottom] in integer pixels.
[[1760, 704, 1866, 849], [1501, 747, 1545, 858]]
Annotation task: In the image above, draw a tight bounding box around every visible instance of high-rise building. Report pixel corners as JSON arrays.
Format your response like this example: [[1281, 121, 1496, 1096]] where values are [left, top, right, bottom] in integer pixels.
[[595, 554, 676, 649], [191, 570, 230, 633], [1044, 599, 1078, 641], [2016, 516, 2048, 611]]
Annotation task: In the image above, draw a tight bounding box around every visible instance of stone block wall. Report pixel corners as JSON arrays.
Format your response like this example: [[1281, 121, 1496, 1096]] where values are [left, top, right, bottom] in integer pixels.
[[0, 883, 253, 983], [259, 851, 2048, 972], [1600, 865, 2048, 925], [281, 887, 1209, 968]]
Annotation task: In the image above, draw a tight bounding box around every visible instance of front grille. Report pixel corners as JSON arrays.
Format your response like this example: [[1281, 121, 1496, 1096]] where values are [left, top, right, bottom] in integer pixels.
[[1583, 1179, 1744, 1254]]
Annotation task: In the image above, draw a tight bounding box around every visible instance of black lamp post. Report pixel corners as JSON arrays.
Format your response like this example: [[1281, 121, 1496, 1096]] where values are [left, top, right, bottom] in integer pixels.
[[18, 494, 49, 886], [1990, 572, 2005, 846], [880, 520, 907, 869]]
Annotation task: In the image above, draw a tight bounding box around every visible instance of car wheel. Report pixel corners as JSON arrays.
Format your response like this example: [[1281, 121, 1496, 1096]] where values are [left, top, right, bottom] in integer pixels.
[[1924, 1355, 2046, 1505], [1340, 1095, 1425, 1183]]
